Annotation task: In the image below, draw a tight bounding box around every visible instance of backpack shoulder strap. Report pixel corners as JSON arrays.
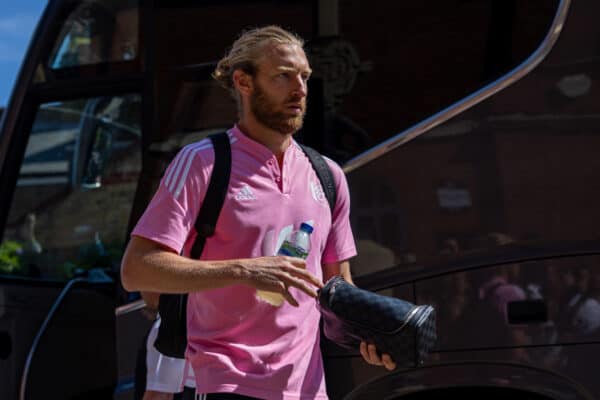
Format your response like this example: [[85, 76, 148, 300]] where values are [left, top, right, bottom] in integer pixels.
[[299, 144, 337, 214], [190, 132, 231, 259]]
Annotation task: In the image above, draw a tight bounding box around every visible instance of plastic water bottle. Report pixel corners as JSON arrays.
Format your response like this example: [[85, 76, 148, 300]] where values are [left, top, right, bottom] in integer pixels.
[[257, 223, 314, 306], [277, 222, 313, 258]]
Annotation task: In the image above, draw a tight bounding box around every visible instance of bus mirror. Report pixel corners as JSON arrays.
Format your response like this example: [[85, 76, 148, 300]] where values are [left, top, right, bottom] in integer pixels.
[[80, 122, 113, 190]]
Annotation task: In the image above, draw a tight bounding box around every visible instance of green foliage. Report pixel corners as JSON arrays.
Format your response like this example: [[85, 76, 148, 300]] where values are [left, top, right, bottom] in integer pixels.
[[0, 237, 122, 280], [0, 241, 24, 274]]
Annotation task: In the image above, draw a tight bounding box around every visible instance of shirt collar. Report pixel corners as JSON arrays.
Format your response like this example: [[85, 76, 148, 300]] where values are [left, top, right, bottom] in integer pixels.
[[229, 124, 300, 161]]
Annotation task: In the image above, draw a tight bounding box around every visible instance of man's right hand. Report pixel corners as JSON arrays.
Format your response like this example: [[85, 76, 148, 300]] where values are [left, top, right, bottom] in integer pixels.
[[235, 256, 323, 306], [139, 291, 160, 320]]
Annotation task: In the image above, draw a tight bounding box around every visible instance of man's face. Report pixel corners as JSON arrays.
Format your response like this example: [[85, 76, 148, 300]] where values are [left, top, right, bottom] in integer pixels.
[[249, 43, 311, 135]]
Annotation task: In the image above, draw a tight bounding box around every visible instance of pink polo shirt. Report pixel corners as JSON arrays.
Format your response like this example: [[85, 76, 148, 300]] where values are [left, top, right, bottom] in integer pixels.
[[132, 126, 356, 399]]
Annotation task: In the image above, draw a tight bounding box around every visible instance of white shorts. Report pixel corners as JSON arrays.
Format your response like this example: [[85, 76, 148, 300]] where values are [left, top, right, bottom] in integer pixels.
[[146, 317, 196, 392]]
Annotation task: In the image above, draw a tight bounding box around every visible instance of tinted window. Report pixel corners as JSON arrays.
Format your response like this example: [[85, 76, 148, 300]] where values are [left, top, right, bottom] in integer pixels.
[[0, 94, 141, 280], [302, 0, 557, 162], [154, 71, 238, 151], [49, 0, 139, 69], [346, 0, 599, 277], [415, 255, 600, 376], [31, 0, 139, 84], [151, 1, 557, 164]]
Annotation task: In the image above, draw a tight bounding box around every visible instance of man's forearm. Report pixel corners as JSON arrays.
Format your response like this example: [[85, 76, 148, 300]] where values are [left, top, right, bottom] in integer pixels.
[[322, 260, 353, 284], [120, 236, 321, 304], [121, 236, 242, 293]]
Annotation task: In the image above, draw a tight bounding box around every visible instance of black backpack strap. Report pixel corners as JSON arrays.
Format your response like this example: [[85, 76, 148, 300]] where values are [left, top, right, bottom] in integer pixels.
[[299, 144, 337, 213], [190, 132, 232, 259], [155, 132, 231, 358]]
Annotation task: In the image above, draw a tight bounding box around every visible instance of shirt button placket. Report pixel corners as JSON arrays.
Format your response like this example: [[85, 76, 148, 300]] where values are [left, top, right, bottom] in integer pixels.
[[268, 158, 283, 192]]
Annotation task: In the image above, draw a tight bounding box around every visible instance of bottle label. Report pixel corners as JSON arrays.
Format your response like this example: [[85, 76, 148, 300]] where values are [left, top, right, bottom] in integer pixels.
[[278, 240, 308, 259]]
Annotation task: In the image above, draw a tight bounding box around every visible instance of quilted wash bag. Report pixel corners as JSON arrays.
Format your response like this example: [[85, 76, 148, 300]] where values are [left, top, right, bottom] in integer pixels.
[[318, 275, 437, 367]]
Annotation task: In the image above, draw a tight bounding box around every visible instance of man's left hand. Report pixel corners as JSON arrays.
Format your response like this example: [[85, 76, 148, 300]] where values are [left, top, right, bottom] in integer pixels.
[[359, 342, 396, 371]]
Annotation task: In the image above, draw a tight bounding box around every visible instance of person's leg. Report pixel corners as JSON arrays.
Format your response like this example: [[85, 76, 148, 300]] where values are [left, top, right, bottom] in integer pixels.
[[145, 318, 188, 396]]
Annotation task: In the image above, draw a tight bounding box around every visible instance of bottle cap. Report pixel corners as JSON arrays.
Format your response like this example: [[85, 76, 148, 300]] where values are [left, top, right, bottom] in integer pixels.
[[300, 222, 314, 233]]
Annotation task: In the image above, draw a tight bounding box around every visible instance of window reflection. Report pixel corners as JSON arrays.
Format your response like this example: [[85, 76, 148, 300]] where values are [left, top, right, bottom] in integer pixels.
[[149, 1, 555, 164], [416, 256, 600, 366], [0, 94, 141, 280], [48, 0, 138, 69], [348, 104, 600, 277]]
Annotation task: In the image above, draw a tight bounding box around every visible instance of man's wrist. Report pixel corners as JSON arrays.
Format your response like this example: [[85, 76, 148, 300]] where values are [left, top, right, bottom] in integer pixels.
[[204, 258, 249, 287]]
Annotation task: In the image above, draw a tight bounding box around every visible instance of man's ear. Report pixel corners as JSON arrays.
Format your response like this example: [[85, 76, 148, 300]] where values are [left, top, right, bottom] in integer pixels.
[[233, 69, 253, 97]]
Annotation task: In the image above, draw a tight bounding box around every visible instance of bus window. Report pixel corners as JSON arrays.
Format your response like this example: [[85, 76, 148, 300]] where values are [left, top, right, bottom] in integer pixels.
[[50, 0, 138, 68], [297, 0, 558, 163], [154, 70, 238, 150], [31, 0, 139, 84], [0, 94, 141, 280], [147, 1, 555, 165]]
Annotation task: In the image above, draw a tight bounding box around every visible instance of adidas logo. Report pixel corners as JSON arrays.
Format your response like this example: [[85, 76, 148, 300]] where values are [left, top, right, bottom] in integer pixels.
[[235, 184, 256, 201]]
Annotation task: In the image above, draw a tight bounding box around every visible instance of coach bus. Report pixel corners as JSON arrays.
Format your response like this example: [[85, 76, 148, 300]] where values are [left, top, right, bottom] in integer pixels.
[[1, 0, 599, 399]]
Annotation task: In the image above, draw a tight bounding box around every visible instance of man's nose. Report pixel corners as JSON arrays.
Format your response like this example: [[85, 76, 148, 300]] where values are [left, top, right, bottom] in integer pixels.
[[292, 75, 308, 98]]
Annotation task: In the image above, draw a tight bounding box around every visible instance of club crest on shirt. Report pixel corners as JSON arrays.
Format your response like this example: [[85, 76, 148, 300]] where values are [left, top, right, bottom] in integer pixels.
[[310, 180, 326, 203]]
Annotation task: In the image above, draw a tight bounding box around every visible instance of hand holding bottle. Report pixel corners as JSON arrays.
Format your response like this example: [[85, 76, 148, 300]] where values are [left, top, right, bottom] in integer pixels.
[[257, 223, 314, 306]]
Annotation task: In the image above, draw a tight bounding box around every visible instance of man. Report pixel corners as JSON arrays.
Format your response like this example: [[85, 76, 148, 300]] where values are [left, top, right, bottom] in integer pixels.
[[121, 25, 395, 400]]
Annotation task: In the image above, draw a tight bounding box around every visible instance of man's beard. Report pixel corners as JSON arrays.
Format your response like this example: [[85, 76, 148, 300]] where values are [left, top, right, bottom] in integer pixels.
[[250, 82, 305, 135]]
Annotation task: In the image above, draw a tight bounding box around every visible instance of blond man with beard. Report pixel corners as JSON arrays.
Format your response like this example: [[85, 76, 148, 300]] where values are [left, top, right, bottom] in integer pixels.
[[121, 26, 394, 400]]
